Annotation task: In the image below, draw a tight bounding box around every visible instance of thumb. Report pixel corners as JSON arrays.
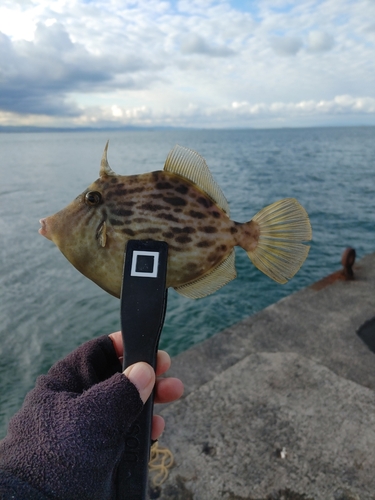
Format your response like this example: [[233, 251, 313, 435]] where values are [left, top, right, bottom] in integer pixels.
[[124, 362, 155, 403]]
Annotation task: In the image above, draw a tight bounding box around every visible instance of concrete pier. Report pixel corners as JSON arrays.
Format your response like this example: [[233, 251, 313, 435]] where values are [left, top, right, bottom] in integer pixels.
[[154, 252, 375, 500]]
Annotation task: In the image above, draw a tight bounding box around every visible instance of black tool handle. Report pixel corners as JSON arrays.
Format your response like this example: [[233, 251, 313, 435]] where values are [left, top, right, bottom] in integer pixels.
[[117, 240, 168, 500]]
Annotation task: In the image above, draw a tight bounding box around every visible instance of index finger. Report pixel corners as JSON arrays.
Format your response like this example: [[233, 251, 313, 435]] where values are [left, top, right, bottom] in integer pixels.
[[108, 331, 171, 376]]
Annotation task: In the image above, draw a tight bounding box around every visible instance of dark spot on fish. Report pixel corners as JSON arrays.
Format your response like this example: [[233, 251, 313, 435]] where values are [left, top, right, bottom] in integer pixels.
[[111, 208, 134, 217], [110, 219, 124, 226], [157, 213, 180, 223], [189, 210, 206, 219], [197, 240, 214, 248], [207, 252, 218, 262], [197, 197, 213, 209], [140, 203, 165, 211], [175, 235, 192, 244], [111, 178, 118, 183], [175, 184, 189, 195], [164, 196, 187, 207], [162, 231, 174, 239], [172, 226, 194, 234], [202, 226, 217, 233], [185, 262, 198, 271], [126, 179, 138, 187], [152, 171, 160, 182], [217, 244, 227, 252], [230, 226, 238, 234], [128, 187, 145, 194], [138, 227, 160, 234], [168, 244, 184, 252], [133, 217, 148, 223], [122, 228, 136, 236], [157, 182, 173, 190], [118, 200, 136, 207], [151, 193, 164, 199], [212, 211, 221, 219], [174, 208, 182, 213], [107, 189, 128, 199]]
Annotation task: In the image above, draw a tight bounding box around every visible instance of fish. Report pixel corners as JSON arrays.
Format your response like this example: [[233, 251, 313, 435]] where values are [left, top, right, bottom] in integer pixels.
[[39, 143, 312, 299]]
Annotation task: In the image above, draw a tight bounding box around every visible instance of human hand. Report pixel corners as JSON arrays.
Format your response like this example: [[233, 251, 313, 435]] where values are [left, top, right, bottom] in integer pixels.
[[0, 334, 183, 500], [109, 330, 183, 440]]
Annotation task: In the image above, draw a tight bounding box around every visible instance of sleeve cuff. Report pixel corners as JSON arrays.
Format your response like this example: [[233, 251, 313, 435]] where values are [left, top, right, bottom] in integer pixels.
[[0, 468, 50, 500]]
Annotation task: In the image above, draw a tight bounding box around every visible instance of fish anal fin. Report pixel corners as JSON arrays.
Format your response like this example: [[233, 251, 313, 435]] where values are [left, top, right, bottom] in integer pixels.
[[164, 145, 230, 216], [174, 250, 236, 299]]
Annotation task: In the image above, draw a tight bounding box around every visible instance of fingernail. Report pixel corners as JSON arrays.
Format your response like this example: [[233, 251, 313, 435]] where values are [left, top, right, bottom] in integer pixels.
[[124, 363, 155, 403]]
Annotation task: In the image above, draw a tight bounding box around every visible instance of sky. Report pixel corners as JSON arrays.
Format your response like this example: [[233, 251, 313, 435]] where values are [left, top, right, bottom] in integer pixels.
[[0, 0, 374, 129]]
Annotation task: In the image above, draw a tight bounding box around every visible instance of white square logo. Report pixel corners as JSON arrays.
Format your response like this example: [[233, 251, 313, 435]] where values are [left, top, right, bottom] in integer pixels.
[[130, 251, 160, 278]]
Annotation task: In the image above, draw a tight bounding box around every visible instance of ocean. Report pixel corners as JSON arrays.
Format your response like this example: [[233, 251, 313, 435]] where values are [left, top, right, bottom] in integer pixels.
[[0, 126, 374, 438]]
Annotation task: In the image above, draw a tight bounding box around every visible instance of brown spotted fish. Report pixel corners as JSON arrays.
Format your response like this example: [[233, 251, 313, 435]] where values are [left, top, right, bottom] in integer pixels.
[[39, 143, 312, 299]]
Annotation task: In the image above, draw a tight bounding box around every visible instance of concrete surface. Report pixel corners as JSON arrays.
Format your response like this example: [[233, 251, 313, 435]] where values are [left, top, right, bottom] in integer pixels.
[[153, 252, 375, 500]]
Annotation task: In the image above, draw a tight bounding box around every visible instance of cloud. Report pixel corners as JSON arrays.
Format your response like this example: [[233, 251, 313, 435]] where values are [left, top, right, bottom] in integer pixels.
[[0, 20, 161, 116], [181, 34, 235, 57], [0, 0, 374, 128], [307, 31, 334, 52], [230, 95, 375, 117], [270, 35, 303, 56], [37, 94, 372, 130], [0, 24, 109, 115], [270, 31, 334, 57]]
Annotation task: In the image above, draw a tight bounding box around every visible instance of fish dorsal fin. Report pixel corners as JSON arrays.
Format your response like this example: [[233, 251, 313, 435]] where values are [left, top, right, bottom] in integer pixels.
[[174, 250, 236, 299], [164, 145, 230, 216]]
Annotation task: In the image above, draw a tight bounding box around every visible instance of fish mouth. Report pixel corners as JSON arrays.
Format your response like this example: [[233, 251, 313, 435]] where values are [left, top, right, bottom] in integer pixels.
[[39, 218, 52, 241]]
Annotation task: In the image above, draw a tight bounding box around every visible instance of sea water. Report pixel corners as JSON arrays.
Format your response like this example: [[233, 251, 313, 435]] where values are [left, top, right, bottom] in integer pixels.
[[1, 126, 374, 437]]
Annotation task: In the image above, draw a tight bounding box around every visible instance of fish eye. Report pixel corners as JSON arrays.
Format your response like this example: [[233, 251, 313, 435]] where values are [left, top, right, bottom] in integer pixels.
[[85, 191, 102, 206]]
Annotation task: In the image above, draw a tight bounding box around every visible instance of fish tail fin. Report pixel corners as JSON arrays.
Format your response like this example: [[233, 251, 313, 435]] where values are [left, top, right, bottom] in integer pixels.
[[241, 198, 312, 284]]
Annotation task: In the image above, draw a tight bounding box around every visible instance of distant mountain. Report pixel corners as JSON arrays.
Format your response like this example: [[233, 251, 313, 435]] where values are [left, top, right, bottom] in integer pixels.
[[0, 125, 184, 133]]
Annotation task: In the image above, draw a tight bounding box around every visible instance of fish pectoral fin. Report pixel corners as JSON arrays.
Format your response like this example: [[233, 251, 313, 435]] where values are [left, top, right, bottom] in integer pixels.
[[174, 250, 236, 299], [96, 220, 107, 247], [164, 145, 230, 216], [247, 198, 312, 284]]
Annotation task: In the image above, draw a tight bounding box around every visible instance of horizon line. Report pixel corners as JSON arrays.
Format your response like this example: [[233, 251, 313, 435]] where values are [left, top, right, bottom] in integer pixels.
[[1, 123, 374, 134]]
